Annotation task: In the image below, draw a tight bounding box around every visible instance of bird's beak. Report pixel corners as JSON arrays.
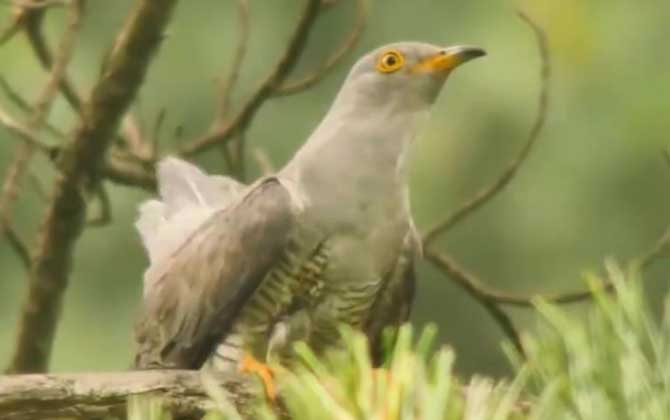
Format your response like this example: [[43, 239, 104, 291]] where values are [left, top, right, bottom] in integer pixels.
[[412, 46, 486, 74]]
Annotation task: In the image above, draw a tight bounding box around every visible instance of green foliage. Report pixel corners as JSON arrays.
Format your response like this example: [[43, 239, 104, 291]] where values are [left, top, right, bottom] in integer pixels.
[[518, 261, 670, 419], [129, 262, 670, 419]]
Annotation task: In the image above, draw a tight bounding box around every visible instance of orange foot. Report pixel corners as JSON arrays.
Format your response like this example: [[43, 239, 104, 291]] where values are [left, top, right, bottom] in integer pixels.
[[239, 353, 276, 400]]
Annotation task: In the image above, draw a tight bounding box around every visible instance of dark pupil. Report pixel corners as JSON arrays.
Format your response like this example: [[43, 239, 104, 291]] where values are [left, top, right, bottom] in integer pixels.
[[385, 55, 397, 66]]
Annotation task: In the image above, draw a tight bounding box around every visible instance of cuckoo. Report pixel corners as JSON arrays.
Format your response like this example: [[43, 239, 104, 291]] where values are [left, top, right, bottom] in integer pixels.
[[133, 42, 485, 392]]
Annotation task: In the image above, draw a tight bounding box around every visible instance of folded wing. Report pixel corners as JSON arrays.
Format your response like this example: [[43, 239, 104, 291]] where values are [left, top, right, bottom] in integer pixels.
[[134, 176, 297, 369]]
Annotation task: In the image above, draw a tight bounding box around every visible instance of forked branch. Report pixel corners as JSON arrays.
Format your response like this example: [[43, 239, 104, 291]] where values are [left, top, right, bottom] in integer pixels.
[[180, 0, 321, 156]]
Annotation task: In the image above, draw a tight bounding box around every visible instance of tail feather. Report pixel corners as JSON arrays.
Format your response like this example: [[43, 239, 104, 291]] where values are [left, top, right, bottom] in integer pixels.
[[136, 157, 245, 266]]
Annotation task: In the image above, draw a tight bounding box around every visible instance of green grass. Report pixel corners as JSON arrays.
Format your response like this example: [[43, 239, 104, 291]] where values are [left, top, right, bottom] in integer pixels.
[[129, 260, 670, 419]]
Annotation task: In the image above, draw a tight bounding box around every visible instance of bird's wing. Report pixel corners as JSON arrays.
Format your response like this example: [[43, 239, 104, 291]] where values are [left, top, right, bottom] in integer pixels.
[[136, 157, 245, 267], [134, 177, 298, 369], [365, 231, 417, 366]]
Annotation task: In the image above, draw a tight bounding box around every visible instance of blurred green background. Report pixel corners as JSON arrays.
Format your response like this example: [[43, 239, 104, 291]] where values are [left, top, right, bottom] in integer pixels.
[[0, 0, 669, 377]]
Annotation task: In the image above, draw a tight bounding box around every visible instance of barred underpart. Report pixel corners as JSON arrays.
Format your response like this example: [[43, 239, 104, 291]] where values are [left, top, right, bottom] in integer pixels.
[[207, 240, 329, 371]]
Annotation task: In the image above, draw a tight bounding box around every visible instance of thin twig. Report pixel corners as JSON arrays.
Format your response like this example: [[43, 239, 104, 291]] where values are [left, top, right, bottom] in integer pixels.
[[22, 4, 83, 113], [0, 3, 25, 45], [639, 224, 670, 270], [0, 0, 82, 261], [0, 76, 67, 140], [121, 113, 146, 156], [28, 171, 47, 201], [180, 0, 322, 156], [423, 11, 550, 247], [0, 108, 54, 153], [425, 248, 611, 309], [150, 107, 166, 159], [6, 0, 67, 8], [233, 130, 247, 180], [7, 0, 177, 374], [216, 0, 250, 177], [252, 146, 275, 176], [216, 0, 249, 119], [103, 153, 156, 191], [86, 184, 111, 227], [424, 249, 525, 356], [0, 76, 30, 112], [274, 0, 368, 96], [0, 215, 31, 269]]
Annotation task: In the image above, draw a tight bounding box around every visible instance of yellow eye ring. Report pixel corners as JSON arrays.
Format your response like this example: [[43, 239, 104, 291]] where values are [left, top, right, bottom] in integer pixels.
[[376, 50, 404, 73]]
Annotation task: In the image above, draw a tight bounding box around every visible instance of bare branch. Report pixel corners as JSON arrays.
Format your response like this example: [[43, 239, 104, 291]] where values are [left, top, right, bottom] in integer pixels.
[[0, 370, 259, 420], [6, 0, 67, 9], [0, 76, 30, 112], [180, 0, 322, 156], [252, 146, 275, 176], [21, 4, 83, 113], [424, 248, 611, 309], [103, 154, 156, 191], [0, 3, 26, 46], [274, 0, 368, 96], [216, 0, 249, 119], [0, 0, 82, 278], [121, 113, 146, 155], [27, 171, 47, 201], [233, 130, 247, 180], [0, 216, 31, 270], [424, 248, 524, 355], [0, 108, 54, 153], [639, 224, 670, 270], [7, 0, 177, 374], [149, 107, 166, 159], [0, 76, 66, 140], [86, 184, 111, 227], [423, 11, 550, 247]]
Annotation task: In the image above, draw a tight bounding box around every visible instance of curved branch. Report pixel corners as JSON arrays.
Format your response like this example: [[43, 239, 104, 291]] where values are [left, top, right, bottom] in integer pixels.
[[273, 0, 368, 96], [0, 0, 82, 274], [180, 0, 322, 157], [423, 11, 550, 247], [216, 0, 250, 119], [639, 223, 670, 270], [424, 249, 524, 355]]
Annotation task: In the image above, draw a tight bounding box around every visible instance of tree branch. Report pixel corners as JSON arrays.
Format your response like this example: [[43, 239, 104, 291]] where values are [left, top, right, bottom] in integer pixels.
[[103, 151, 157, 191], [0, 370, 257, 420], [423, 11, 550, 247], [216, 0, 249, 119], [0, 108, 54, 153], [180, 0, 321, 156], [424, 249, 525, 355], [7, 0, 178, 374], [20, 3, 83, 113], [639, 223, 670, 270], [0, 216, 31, 270], [273, 0, 368, 96], [0, 0, 81, 278]]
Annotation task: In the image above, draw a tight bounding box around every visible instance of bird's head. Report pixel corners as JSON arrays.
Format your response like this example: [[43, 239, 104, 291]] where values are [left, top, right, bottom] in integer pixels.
[[341, 42, 485, 110]]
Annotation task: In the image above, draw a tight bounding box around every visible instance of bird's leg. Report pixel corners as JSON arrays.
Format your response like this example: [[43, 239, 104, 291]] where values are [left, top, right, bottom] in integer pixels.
[[239, 353, 276, 400]]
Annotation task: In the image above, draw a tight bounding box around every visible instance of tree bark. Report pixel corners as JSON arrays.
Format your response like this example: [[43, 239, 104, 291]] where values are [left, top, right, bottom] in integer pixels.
[[0, 370, 255, 420], [8, 0, 179, 374]]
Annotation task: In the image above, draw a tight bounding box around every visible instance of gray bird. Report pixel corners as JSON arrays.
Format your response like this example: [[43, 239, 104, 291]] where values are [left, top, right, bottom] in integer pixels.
[[133, 42, 485, 384]]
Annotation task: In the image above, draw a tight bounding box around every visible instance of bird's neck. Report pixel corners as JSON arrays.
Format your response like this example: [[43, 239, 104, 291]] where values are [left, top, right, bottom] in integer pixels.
[[280, 97, 428, 224]]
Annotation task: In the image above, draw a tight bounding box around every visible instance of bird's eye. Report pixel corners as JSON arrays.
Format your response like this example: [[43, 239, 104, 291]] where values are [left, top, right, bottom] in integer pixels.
[[376, 50, 404, 73]]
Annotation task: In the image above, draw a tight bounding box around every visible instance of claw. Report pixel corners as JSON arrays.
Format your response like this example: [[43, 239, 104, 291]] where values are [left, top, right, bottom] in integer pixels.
[[239, 353, 276, 400]]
